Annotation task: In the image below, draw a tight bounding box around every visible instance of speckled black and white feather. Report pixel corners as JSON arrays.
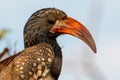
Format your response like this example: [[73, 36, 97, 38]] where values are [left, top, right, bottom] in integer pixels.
[[0, 43, 55, 80]]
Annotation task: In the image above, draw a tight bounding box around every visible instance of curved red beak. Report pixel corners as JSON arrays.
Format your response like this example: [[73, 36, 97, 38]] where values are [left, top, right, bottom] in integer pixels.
[[50, 17, 97, 53]]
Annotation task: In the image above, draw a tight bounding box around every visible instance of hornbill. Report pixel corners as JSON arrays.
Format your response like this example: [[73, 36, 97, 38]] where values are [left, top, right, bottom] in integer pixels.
[[0, 8, 96, 80]]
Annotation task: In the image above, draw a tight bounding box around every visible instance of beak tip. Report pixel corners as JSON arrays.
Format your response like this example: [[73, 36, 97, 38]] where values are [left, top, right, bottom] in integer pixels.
[[92, 44, 97, 53], [93, 48, 97, 53]]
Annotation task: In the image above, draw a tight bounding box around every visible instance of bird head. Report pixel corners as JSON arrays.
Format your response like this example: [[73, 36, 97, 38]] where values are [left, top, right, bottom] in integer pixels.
[[24, 8, 96, 53]]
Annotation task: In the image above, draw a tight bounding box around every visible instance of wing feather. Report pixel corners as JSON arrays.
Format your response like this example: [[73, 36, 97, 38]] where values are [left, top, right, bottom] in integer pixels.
[[0, 43, 55, 80]]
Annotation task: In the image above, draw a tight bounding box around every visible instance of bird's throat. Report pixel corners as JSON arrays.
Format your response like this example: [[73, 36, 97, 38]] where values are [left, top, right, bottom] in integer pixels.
[[24, 34, 62, 55]]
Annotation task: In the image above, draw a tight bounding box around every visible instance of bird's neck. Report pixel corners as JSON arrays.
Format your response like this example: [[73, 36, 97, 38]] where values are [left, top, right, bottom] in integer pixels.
[[24, 36, 62, 57]]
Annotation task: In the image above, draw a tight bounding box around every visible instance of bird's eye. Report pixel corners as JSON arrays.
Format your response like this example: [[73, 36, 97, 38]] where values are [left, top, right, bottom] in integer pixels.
[[48, 20, 55, 24]]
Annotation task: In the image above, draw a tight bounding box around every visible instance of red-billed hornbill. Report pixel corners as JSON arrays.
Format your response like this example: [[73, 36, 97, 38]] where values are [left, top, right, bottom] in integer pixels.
[[0, 8, 96, 80]]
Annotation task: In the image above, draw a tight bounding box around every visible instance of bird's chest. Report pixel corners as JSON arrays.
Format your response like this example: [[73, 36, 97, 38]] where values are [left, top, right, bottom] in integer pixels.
[[50, 56, 62, 79]]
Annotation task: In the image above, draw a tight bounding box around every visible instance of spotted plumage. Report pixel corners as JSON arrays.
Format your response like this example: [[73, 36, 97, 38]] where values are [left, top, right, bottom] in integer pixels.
[[0, 8, 96, 80], [0, 43, 54, 80]]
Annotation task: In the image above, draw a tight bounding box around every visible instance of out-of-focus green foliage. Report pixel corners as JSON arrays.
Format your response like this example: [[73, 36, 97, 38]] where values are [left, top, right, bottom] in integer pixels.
[[0, 29, 10, 59], [0, 29, 8, 39]]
